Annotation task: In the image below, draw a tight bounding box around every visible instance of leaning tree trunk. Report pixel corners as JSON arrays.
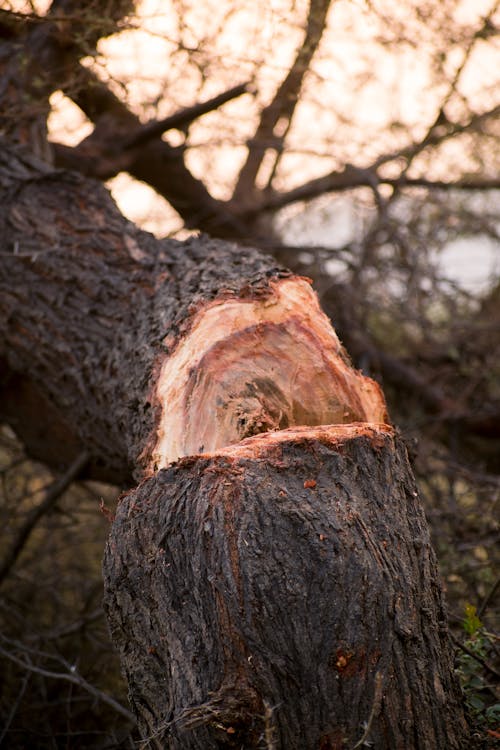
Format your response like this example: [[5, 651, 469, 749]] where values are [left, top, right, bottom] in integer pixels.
[[0, 141, 468, 748], [0, 143, 383, 483]]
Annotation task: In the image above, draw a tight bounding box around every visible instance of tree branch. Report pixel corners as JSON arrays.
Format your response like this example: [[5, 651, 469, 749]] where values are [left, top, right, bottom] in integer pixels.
[[373, 102, 500, 171], [388, 2, 500, 192], [122, 81, 252, 150], [1, 5, 250, 238], [255, 101, 500, 213], [256, 87, 500, 215], [232, 0, 332, 205], [47, 59, 252, 237], [478, 575, 500, 618], [390, 177, 500, 191], [258, 164, 380, 211], [0, 451, 89, 586], [0, 638, 135, 722]]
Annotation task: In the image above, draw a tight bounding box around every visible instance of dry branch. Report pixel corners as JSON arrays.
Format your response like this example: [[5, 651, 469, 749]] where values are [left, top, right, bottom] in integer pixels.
[[0, 450, 89, 586]]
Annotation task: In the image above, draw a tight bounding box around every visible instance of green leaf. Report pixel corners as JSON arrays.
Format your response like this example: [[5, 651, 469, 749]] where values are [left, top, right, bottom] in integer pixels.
[[463, 603, 483, 636], [468, 695, 485, 711], [485, 704, 500, 723]]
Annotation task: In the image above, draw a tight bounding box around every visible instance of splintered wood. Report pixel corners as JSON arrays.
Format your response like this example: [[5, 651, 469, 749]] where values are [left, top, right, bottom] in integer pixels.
[[153, 278, 388, 469]]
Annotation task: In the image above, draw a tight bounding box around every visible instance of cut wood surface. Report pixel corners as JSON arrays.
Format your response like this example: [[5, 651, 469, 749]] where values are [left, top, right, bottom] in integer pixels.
[[153, 276, 386, 469]]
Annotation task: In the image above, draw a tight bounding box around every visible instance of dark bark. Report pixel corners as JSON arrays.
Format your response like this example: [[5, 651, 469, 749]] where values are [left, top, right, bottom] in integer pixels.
[[0, 142, 289, 481], [103, 424, 468, 749], [0, 140, 468, 747], [1, 141, 383, 481]]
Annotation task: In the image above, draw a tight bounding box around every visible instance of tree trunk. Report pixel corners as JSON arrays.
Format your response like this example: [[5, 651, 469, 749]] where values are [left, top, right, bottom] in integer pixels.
[[0, 141, 468, 747], [103, 424, 467, 749], [0, 142, 384, 483]]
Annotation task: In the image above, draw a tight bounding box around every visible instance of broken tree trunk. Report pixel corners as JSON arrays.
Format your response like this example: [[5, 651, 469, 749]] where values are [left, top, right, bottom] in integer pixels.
[[0, 142, 383, 483], [0, 141, 468, 748], [104, 424, 467, 749]]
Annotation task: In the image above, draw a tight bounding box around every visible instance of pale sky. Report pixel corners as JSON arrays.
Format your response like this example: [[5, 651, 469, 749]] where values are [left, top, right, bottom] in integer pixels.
[[11, 0, 500, 289]]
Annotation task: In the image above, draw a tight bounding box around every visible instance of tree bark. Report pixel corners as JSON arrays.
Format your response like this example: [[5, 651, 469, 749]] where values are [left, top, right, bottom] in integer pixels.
[[0, 140, 468, 747], [103, 424, 468, 749], [0, 142, 384, 483]]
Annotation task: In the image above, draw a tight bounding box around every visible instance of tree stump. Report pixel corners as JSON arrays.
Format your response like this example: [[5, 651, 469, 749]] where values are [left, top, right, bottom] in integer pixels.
[[104, 424, 467, 749]]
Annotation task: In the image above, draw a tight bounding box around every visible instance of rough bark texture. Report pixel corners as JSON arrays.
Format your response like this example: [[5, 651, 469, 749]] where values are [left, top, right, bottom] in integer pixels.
[[0, 142, 385, 482], [0, 143, 289, 481], [104, 424, 467, 750]]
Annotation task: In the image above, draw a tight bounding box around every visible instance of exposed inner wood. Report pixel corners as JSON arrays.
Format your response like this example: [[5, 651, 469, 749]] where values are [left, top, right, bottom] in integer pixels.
[[203, 422, 394, 460], [153, 278, 387, 469]]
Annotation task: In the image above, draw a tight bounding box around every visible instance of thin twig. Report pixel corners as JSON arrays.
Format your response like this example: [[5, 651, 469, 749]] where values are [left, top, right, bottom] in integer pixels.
[[0, 670, 30, 745], [451, 633, 500, 680], [0, 643, 135, 722], [478, 575, 500, 619], [351, 669, 384, 749], [0, 451, 89, 586], [122, 81, 252, 150]]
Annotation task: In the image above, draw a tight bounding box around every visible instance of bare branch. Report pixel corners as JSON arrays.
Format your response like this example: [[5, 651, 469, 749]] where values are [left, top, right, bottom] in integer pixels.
[[258, 163, 375, 212], [383, 4, 500, 199], [478, 575, 500, 618], [122, 81, 253, 150], [50, 65, 251, 238], [1, 4, 251, 237], [373, 102, 500, 171], [389, 177, 500, 191], [262, 171, 500, 212], [233, 0, 332, 204], [0, 638, 135, 722], [256, 101, 500, 213], [0, 450, 89, 586]]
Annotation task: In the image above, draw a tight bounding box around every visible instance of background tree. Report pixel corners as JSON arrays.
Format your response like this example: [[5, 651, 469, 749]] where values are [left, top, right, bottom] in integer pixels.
[[0, 0, 499, 747]]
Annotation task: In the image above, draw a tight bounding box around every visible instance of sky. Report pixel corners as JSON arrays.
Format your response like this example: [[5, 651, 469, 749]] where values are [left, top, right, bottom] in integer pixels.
[[12, 0, 500, 291]]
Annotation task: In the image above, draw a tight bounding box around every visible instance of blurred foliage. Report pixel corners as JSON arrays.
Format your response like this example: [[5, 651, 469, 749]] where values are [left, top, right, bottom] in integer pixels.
[[0, 425, 136, 749], [456, 618, 500, 745]]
